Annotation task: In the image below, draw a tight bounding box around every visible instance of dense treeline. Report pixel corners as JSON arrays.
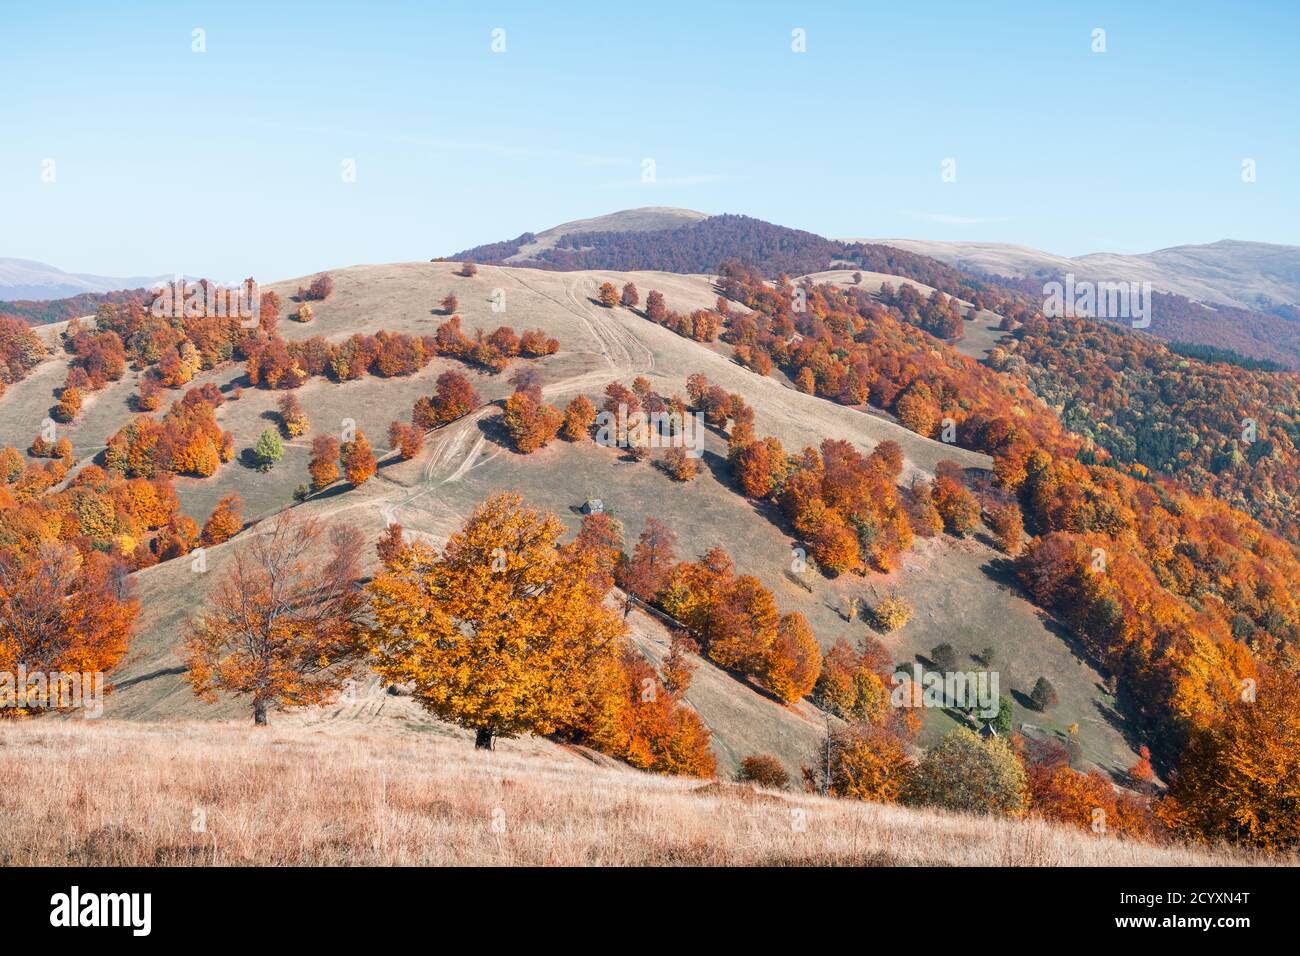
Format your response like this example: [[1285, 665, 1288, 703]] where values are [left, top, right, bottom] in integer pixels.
[[0, 317, 47, 395], [72, 286, 555, 431], [105, 384, 233, 480], [990, 273, 1300, 370], [451, 215, 837, 276], [0, 287, 152, 326], [716, 262, 1073, 456], [438, 231, 536, 264], [692, 266, 1300, 847], [1167, 340, 1287, 371], [0, 447, 228, 715], [841, 242, 1006, 302], [999, 312, 1300, 539], [245, 315, 556, 390]]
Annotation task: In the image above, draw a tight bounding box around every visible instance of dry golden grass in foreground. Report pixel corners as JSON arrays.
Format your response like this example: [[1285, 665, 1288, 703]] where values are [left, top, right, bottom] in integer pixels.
[[0, 720, 1271, 867]]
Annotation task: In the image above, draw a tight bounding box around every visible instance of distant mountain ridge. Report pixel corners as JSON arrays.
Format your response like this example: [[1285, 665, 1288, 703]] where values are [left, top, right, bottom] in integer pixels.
[[859, 237, 1300, 315], [447, 209, 1300, 367], [0, 256, 167, 302]]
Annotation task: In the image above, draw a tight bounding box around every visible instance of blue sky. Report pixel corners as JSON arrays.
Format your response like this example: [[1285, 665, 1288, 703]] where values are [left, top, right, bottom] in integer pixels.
[[1, 0, 1296, 282]]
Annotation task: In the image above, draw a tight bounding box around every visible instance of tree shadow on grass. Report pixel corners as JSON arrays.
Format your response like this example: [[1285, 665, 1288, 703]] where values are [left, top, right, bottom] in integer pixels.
[[704, 658, 792, 708], [981, 554, 1098, 672], [1010, 688, 1040, 711], [112, 666, 187, 691], [474, 403, 514, 452], [237, 448, 269, 471], [1092, 697, 1152, 778], [694, 447, 733, 485], [977, 556, 1020, 594]]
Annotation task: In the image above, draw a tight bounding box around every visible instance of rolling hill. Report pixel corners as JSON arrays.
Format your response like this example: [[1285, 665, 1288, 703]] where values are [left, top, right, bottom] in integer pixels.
[[863, 238, 1300, 368], [449, 209, 837, 276], [449, 211, 1300, 368], [0, 259, 1142, 786], [862, 238, 1300, 313], [7, 210, 1299, 863], [482, 206, 712, 265]]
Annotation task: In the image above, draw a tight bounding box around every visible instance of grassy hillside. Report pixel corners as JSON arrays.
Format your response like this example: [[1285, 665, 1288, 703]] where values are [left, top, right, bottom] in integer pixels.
[[0, 720, 1259, 867], [0, 260, 1146, 782]]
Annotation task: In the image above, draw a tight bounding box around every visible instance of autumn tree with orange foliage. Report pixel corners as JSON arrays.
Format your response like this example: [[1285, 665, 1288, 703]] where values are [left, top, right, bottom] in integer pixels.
[[583, 647, 716, 777], [644, 290, 667, 323], [759, 439, 914, 576], [561, 395, 596, 441], [658, 546, 822, 704], [737, 754, 789, 790], [52, 385, 82, 423], [622, 517, 678, 606], [413, 369, 480, 429], [933, 461, 980, 536], [278, 392, 308, 438], [297, 273, 334, 301], [735, 437, 780, 498], [201, 493, 243, 546], [1021, 736, 1158, 839], [1158, 660, 1300, 850], [597, 282, 619, 308], [804, 722, 915, 803], [340, 431, 377, 485], [662, 446, 697, 481], [375, 523, 404, 566], [154, 512, 201, 562], [366, 492, 626, 750], [0, 545, 137, 716], [503, 390, 563, 453], [519, 328, 559, 357], [308, 435, 340, 490], [662, 630, 697, 696], [987, 501, 1024, 555], [761, 612, 821, 703], [572, 510, 625, 593], [183, 512, 368, 725], [388, 421, 424, 460], [813, 637, 893, 723], [105, 386, 233, 480]]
